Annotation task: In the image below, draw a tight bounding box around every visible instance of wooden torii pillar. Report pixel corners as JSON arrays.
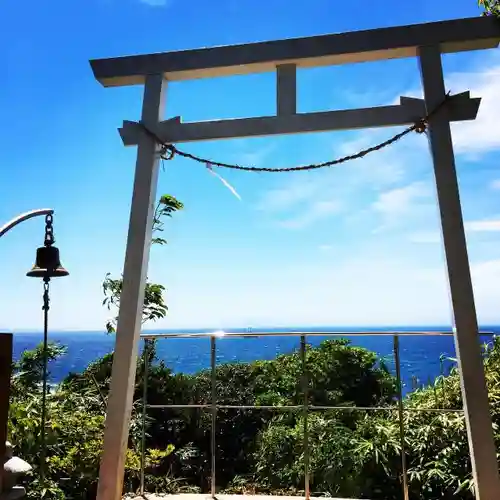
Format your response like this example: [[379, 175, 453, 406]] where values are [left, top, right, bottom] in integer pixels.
[[90, 16, 500, 500]]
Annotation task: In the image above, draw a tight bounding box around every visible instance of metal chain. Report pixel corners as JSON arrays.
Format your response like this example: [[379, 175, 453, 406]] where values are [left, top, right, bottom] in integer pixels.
[[138, 92, 451, 173], [42, 278, 50, 312], [44, 213, 55, 246], [40, 276, 50, 483]]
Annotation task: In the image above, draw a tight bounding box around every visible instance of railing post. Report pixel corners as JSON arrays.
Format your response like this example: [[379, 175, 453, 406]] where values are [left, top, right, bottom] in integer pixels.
[[393, 335, 409, 500], [300, 335, 310, 500], [140, 338, 150, 495], [210, 336, 217, 499]]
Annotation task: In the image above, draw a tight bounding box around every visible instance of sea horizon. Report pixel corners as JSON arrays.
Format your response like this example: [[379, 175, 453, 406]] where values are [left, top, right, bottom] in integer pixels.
[[10, 325, 499, 394], [8, 323, 500, 335]]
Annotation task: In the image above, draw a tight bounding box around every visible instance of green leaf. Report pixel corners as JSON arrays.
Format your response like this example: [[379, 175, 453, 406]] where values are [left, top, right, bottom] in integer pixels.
[[102, 194, 182, 333]]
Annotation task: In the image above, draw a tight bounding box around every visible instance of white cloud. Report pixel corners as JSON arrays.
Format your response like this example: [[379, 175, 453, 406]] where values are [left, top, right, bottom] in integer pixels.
[[466, 218, 500, 232], [319, 244, 334, 251], [278, 200, 342, 229], [372, 181, 430, 215], [448, 64, 500, 156], [464, 259, 500, 324], [160, 256, 452, 328], [408, 218, 500, 244], [490, 179, 500, 190], [256, 56, 500, 236], [383, 53, 500, 159], [334, 131, 410, 187], [393, 57, 500, 158], [232, 143, 274, 169], [148, 245, 500, 329], [371, 181, 434, 231], [396, 257, 500, 325], [256, 133, 413, 230], [408, 231, 441, 244], [256, 177, 322, 213]]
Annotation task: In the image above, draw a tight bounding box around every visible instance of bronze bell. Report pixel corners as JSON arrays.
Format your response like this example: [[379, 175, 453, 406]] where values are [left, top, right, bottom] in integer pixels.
[[27, 245, 69, 278]]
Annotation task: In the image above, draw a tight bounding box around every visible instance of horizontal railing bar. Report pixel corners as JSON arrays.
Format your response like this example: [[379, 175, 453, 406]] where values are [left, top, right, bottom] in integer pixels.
[[140, 329, 495, 339], [146, 403, 464, 412], [219, 405, 301, 410], [148, 404, 210, 409], [397, 407, 464, 413], [146, 404, 301, 410], [309, 406, 464, 413]]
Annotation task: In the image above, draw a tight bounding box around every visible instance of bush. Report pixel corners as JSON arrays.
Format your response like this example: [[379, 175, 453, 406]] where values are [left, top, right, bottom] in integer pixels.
[[9, 337, 500, 499]]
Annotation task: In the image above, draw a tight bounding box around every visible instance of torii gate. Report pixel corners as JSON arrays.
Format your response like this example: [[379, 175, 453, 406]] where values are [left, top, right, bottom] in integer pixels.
[[90, 16, 500, 500]]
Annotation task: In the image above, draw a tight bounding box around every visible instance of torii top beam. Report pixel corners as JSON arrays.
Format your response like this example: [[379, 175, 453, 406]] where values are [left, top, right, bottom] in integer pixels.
[[90, 16, 500, 87]]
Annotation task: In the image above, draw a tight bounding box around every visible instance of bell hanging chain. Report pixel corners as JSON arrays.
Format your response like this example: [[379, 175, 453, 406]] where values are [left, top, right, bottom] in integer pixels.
[[25, 211, 68, 484], [39, 276, 50, 483], [39, 211, 55, 484], [44, 213, 55, 247]]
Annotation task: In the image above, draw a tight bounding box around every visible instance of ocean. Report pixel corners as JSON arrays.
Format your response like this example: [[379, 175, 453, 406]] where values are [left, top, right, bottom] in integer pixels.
[[11, 326, 499, 394]]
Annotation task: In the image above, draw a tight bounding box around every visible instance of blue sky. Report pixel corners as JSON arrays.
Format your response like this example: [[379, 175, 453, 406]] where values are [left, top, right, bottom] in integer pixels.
[[1, 0, 500, 331]]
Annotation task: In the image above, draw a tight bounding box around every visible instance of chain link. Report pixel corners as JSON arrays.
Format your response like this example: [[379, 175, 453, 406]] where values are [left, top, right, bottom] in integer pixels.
[[138, 92, 451, 173], [44, 213, 54, 246], [42, 278, 50, 311]]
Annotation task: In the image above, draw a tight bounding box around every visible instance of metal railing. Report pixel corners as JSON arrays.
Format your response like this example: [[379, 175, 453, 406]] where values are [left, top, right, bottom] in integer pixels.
[[138, 329, 493, 500]]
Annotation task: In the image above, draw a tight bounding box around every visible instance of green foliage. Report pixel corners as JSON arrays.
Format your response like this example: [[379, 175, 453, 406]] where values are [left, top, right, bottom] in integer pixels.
[[102, 275, 168, 333], [54, 339, 396, 496], [151, 195, 184, 246], [102, 194, 183, 333], [11, 343, 67, 395], [10, 336, 500, 499], [9, 343, 177, 499], [479, 0, 500, 16]]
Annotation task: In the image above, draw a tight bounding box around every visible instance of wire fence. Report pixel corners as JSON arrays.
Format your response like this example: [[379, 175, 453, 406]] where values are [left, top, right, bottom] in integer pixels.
[[138, 329, 493, 500]]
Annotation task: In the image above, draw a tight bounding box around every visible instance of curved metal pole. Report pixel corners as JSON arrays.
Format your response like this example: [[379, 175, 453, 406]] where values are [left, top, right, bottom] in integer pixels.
[[0, 209, 54, 239]]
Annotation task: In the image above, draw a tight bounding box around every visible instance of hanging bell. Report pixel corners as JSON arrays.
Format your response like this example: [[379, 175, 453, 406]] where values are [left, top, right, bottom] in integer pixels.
[[26, 245, 69, 278]]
